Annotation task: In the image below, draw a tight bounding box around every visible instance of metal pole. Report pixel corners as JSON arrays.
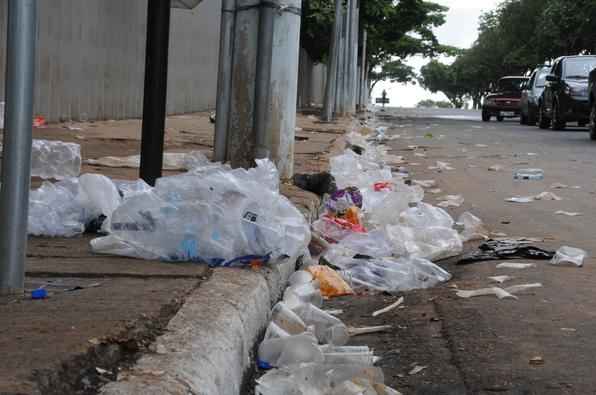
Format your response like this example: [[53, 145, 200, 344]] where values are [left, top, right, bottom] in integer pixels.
[[322, 0, 342, 122], [343, 0, 353, 114], [336, 9, 347, 115], [228, 0, 260, 168], [214, 0, 236, 162], [254, 0, 275, 159], [359, 29, 367, 111], [266, 0, 302, 179], [139, 0, 172, 186], [349, 0, 359, 113], [0, 0, 37, 295]]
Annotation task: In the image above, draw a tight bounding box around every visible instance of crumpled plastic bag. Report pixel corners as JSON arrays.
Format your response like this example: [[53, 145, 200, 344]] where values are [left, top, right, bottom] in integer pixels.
[[400, 202, 454, 229], [91, 159, 310, 265], [30, 139, 81, 180], [306, 265, 354, 298], [325, 247, 451, 293], [312, 215, 366, 243], [550, 246, 587, 267], [457, 212, 489, 242]]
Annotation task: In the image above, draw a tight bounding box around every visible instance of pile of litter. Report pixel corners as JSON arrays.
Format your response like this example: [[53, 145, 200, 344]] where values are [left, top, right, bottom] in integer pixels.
[[310, 127, 492, 294], [255, 269, 400, 394], [29, 150, 311, 267]]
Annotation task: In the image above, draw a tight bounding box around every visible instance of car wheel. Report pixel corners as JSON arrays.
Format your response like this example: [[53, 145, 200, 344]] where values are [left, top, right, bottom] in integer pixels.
[[590, 102, 596, 140], [496, 115, 504, 122], [482, 110, 490, 122], [527, 108, 537, 125], [538, 104, 550, 129], [551, 102, 566, 130]]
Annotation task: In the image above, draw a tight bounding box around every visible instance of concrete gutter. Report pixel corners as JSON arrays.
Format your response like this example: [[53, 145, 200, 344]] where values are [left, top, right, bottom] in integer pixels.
[[101, 258, 295, 395]]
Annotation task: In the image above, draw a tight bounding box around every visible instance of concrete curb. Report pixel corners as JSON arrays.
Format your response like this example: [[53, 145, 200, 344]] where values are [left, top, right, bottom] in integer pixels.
[[100, 258, 296, 395]]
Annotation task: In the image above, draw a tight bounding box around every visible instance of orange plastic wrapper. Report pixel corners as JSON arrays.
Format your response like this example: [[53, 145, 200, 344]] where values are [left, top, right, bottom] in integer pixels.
[[344, 206, 363, 228], [306, 265, 354, 298]]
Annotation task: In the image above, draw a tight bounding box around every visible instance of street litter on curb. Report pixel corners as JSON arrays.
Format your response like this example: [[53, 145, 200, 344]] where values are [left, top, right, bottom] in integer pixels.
[[437, 194, 464, 208], [555, 210, 582, 217], [550, 246, 587, 267], [489, 275, 512, 284], [496, 262, 536, 269], [85, 151, 210, 171], [488, 164, 504, 172], [458, 239, 555, 265], [513, 168, 544, 180], [408, 365, 427, 375], [372, 297, 404, 317]]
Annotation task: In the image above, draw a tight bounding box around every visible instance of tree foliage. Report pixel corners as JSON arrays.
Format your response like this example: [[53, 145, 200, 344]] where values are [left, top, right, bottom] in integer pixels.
[[420, 0, 596, 106], [418, 60, 467, 108], [300, 0, 455, 87]]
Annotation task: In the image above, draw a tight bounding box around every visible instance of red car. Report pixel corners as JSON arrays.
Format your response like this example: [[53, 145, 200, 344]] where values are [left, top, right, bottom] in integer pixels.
[[482, 76, 529, 122]]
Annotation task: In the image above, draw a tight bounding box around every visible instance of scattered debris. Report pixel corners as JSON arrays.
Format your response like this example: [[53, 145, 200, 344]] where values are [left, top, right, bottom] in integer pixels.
[[437, 195, 464, 208], [457, 287, 517, 300], [348, 325, 393, 336], [513, 168, 544, 180], [305, 265, 354, 298], [457, 212, 489, 242], [85, 151, 209, 171], [561, 328, 577, 332], [555, 210, 583, 217], [372, 297, 404, 317], [506, 196, 534, 203], [475, 144, 489, 148], [488, 164, 504, 172], [459, 239, 554, 265], [551, 246, 587, 267], [489, 275, 512, 284], [95, 367, 110, 375], [428, 188, 442, 194], [31, 288, 48, 300], [534, 192, 562, 201], [496, 262, 536, 269], [413, 179, 436, 188], [529, 356, 544, 366], [325, 309, 344, 316], [429, 161, 454, 171], [408, 365, 428, 375], [293, 172, 337, 196]]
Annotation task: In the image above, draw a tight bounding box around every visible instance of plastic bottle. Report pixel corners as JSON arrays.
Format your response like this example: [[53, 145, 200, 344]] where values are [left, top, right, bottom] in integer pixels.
[[270, 302, 307, 335], [257, 333, 322, 368], [293, 303, 350, 346], [513, 168, 544, 180]]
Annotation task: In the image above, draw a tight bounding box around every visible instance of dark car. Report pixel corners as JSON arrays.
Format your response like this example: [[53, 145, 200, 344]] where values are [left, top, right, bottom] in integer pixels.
[[590, 68, 596, 139], [482, 76, 528, 122], [538, 55, 596, 130], [520, 65, 550, 125]]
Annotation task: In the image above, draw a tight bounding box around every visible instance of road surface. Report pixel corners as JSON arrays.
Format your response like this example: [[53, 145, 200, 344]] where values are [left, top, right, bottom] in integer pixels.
[[327, 108, 596, 395]]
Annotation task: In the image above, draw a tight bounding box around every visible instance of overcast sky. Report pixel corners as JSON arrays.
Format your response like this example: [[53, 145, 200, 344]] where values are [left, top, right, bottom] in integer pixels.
[[372, 0, 501, 107]]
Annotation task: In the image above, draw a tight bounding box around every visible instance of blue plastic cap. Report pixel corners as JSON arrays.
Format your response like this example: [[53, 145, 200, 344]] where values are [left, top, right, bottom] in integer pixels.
[[31, 288, 47, 300]]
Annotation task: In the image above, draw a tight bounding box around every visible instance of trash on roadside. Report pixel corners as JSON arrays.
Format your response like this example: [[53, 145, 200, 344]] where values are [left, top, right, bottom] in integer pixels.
[[413, 179, 436, 189], [91, 159, 310, 265], [458, 239, 555, 265], [555, 210, 582, 217], [456, 287, 517, 300], [513, 168, 544, 180], [489, 275, 512, 284], [457, 212, 489, 242], [326, 187, 363, 215], [550, 246, 587, 267], [293, 172, 337, 196], [475, 144, 488, 148], [488, 164, 504, 172], [428, 161, 454, 172], [347, 325, 393, 336], [85, 151, 210, 171], [529, 356, 544, 366], [505, 283, 543, 294], [305, 265, 354, 298], [372, 297, 404, 317], [496, 262, 536, 269], [33, 115, 46, 128], [408, 365, 428, 375], [534, 192, 562, 201], [31, 288, 48, 300], [437, 194, 464, 208], [550, 183, 568, 189], [31, 139, 82, 180], [428, 188, 442, 194], [505, 196, 534, 203]]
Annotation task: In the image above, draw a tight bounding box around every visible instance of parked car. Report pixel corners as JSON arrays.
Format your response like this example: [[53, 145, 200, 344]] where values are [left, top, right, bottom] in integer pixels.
[[590, 68, 596, 139], [520, 65, 550, 125], [482, 76, 528, 122], [538, 55, 596, 130]]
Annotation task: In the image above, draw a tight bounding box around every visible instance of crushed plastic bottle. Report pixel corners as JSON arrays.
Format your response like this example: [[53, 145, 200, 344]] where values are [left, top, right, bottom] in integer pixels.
[[514, 168, 544, 181], [30, 139, 82, 180], [292, 303, 350, 346], [258, 333, 323, 368], [550, 246, 587, 267]]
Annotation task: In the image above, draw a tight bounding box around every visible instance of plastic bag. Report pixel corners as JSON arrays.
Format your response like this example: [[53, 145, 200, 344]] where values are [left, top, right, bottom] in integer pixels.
[[400, 202, 454, 229], [76, 174, 122, 231], [457, 212, 488, 242], [312, 215, 366, 243], [550, 246, 587, 267], [91, 159, 311, 265], [325, 187, 363, 215], [328, 252, 451, 293], [306, 265, 354, 298], [258, 333, 323, 369], [30, 139, 81, 180], [338, 230, 394, 258]]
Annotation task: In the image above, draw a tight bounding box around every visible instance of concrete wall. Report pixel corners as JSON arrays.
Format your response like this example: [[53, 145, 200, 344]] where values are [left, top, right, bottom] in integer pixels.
[[0, 0, 221, 122], [297, 48, 327, 108]]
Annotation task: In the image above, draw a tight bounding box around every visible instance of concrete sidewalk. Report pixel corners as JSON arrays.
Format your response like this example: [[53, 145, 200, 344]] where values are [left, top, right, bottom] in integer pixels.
[[0, 111, 357, 394]]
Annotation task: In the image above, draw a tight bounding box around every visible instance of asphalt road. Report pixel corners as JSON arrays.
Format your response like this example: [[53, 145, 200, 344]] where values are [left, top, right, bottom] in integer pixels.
[[327, 108, 596, 395]]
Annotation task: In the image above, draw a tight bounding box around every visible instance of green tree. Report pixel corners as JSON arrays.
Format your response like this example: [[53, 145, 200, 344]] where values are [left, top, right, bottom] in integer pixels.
[[418, 60, 467, 108]]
